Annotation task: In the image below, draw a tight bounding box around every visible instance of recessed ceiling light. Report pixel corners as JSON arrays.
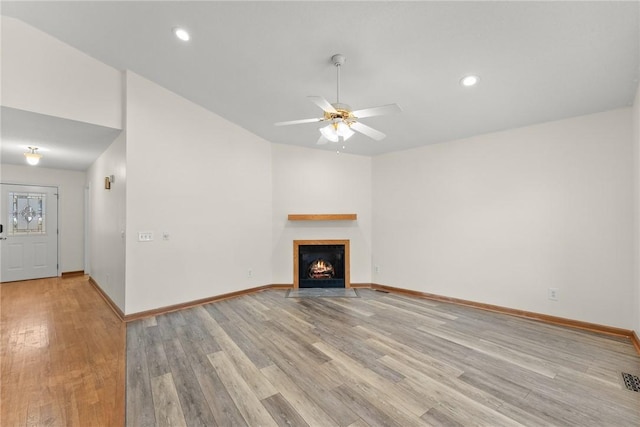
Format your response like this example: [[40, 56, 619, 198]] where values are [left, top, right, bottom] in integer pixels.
[[173, 27, 190, 42], [460, 75, 479, 87]]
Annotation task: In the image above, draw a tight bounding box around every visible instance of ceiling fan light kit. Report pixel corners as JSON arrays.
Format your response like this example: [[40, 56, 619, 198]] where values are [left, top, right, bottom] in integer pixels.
[[275, 54, 401, 148], [320, 121, 355, 143], [320, 124, 340, 142], [336, 121, 355, 139]]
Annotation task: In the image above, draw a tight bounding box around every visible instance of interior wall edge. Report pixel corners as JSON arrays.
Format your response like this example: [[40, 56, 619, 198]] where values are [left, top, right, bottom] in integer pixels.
[[88, 276, 124, 321], [632, 331, 640, 354]]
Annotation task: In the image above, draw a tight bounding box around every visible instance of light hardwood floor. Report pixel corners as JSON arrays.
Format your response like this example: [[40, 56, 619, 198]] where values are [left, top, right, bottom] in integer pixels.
[[127, 289, 640, 426], [1, 276, 125, 426], [2, 277, 639, 426]]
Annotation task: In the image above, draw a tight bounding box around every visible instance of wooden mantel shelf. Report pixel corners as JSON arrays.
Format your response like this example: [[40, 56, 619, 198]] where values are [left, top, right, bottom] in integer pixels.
[[288, 214, 357, 221]]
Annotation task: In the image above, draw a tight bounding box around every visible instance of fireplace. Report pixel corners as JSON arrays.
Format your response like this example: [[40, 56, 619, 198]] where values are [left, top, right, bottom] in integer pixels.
[[293, 240, 350, 288]]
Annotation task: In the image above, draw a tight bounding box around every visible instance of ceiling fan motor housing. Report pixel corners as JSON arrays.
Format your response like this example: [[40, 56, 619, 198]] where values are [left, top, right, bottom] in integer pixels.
[[324, 103, 354, 123]]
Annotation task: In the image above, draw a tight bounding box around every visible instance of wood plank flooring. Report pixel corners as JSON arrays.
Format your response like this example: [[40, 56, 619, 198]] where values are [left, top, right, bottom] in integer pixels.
[[1, 276, 125, 426], [127, 289, 640, 426]]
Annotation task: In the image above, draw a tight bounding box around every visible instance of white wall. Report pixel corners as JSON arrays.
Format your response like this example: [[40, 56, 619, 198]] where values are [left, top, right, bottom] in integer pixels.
[[86, 132, 127, 311], [633, 84, 640, 335], [373, 109, 634, 329], [271, 144, 373, 285], [124, 72, 272, 315], [1, 17, 122, 129], [1, 164, 86, 273]]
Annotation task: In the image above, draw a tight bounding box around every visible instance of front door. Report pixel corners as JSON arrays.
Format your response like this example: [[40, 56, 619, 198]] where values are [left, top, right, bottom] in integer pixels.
[[1, 184, 58, 282]]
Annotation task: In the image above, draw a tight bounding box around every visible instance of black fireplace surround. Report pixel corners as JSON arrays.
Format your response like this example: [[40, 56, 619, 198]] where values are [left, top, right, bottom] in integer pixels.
[[298, 244, 345, 288]]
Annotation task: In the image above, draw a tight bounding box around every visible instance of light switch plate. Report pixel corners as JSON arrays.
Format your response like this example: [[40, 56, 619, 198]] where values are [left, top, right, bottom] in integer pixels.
[[138, 232, 153, 242]]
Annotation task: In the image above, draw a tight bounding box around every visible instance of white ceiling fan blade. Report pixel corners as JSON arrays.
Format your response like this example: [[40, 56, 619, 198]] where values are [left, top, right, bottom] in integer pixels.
[[317, 135, 329, 145], [274, 117, 323, 126], [308, 96, 338, 114], [350, 121, 387, 141], [351, 103, 401, 119]]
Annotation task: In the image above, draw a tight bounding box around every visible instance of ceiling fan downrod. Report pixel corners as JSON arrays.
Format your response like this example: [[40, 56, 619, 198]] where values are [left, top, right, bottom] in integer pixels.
[[332, 54, 346, 105]]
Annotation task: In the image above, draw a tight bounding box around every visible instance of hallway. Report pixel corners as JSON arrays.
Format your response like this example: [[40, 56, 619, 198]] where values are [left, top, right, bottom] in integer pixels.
[[1, 276, 125, 426]]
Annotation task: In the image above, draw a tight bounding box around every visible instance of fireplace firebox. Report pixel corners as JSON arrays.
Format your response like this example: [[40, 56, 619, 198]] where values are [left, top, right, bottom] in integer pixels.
[[293, 240, 350, 288]]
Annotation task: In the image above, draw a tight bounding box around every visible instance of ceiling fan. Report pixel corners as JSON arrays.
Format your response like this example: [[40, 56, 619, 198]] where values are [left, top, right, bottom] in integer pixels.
[[275, 54, 401, 145]]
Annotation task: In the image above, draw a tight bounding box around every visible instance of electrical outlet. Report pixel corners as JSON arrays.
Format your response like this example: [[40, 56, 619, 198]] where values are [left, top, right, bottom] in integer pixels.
[[374, 265, 380, 274], [138, 232, 153, 242], [162, 232, 170, 241], [247, 268, 253, 278], [548, 288, 559, 301]]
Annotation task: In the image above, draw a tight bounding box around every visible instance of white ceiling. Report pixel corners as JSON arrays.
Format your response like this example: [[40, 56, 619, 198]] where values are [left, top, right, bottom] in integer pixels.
[[1, 107, 122, 171], [1, 1, 639, 164]]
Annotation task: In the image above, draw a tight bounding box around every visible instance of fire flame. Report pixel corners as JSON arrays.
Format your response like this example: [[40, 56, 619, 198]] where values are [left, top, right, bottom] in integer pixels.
[[308, 258, 335, 279]]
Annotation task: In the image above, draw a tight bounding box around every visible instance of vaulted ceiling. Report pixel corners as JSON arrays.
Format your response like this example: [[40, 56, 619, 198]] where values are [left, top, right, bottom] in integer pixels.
[[2, 1, 639, 166]]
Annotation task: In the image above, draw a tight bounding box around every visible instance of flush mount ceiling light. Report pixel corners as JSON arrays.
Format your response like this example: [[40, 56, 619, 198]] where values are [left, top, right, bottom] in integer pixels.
[[24, 147, 42, 166], [460, 75, 479, 87], [173, 27, 190, 41], [275, 54, 401, 145]]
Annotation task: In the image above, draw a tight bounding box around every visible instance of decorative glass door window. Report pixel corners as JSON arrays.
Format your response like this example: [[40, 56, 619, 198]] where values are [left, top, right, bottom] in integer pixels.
[[8, 192, 46, 235]]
